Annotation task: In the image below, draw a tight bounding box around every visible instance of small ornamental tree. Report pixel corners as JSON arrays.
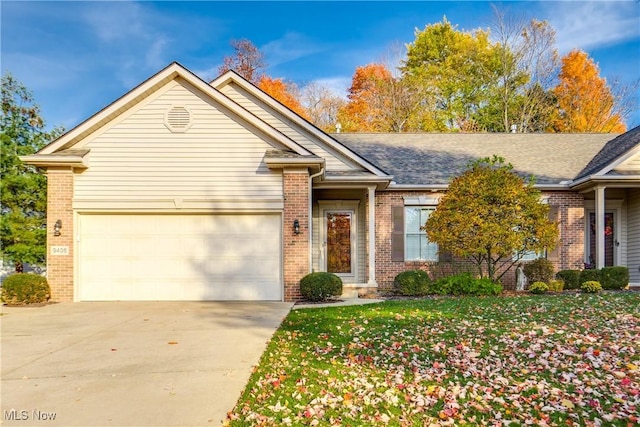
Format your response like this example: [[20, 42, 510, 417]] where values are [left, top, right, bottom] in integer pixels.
[[424, 156, 558, 281]]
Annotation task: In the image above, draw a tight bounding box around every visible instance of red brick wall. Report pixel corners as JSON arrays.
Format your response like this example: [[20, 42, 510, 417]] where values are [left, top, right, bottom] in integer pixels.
[[283, 169, 310, 301], [547, 192, 586, 271], [46, 167, 75, 302], [374, 190, 585, 291]]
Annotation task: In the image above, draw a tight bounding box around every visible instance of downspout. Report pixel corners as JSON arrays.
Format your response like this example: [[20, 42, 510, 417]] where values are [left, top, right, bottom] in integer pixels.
[[309, 167, 325, 272]]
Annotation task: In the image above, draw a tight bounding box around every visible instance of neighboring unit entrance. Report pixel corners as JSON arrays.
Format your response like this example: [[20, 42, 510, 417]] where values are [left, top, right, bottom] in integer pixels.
[[77, 214, 282, 301], [587, 211, 616, 267]]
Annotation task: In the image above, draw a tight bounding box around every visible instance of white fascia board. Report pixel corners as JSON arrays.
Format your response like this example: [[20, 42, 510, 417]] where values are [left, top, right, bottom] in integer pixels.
[[39, 63, 312, 157], [322, 175, 392, 183], [571, 174, 640, 191], [211, 71, 389, 177], [264, 157, 325, 173], [20, 154, 88, 168], [596, 144, 640, 175]]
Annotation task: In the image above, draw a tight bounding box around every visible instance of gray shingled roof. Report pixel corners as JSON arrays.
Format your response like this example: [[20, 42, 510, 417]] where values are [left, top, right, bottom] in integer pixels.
[[576, 126, 640, 179], [332, 133, 616, 186]]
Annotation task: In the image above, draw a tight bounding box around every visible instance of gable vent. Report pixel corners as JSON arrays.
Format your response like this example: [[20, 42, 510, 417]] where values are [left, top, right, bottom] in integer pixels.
[[165, 106, 192, 133]]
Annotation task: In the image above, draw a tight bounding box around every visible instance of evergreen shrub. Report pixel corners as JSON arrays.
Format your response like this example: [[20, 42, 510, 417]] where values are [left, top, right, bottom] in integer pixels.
[[529, 281, 549, 294], [1, 273, 50, 305], [599, 266, 629, 290], [299, 272, 343, 302], [556, 270, 581, 290], [523, 258, 555, 284], [393, 270, 430, 296], [581, 281, 602, 294]]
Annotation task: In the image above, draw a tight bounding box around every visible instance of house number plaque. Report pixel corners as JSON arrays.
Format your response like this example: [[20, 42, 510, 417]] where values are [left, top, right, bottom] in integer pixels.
[[51, 246, 69, 256]]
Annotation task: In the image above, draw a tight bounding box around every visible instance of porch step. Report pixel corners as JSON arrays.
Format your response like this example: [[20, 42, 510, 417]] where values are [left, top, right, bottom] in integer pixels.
[[341, 287, 360, 299]]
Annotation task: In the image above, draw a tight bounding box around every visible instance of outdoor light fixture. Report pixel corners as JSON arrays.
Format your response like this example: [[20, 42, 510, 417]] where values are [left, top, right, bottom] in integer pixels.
[[53, 219, 62, 236], [293, 219, 301, 235]]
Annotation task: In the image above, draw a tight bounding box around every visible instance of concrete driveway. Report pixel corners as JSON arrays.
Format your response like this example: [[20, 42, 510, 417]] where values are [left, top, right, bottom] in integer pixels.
[[1, 301, 292, 427]]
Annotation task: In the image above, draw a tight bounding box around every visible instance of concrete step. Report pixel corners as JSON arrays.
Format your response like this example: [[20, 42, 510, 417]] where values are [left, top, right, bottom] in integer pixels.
[[341, 287, 359, 299]]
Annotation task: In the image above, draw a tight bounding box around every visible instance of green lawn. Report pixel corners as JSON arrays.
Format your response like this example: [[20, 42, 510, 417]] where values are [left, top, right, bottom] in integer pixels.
[[228, 293, 639, 426]]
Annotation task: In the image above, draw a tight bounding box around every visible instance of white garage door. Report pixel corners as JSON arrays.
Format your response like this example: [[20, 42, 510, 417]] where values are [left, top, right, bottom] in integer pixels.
[[78, 214, 282, 301]]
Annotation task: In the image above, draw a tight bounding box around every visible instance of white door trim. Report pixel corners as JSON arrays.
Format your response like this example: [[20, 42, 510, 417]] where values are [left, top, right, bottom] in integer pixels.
[[318, 201, 359, 282], [585, 208, 620, 267]]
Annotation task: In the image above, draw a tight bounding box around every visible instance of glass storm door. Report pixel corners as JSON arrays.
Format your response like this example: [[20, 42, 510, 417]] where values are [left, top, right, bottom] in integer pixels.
[[588, 212, 615, 267], [325, 211, 353, 274]]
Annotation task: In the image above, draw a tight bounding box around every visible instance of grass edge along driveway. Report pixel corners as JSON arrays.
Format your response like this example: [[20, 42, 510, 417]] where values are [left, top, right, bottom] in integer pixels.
[[227, 293, 639, 426]]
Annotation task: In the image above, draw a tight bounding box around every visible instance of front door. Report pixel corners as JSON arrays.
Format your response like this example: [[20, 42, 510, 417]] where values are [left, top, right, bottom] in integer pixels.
[[322, 209, 357, 281], [588, 211, 615, 267]]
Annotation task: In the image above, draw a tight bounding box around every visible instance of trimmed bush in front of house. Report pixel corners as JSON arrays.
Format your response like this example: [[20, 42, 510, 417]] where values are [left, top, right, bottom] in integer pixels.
[[579, 269, 600, 286], [599, 266, 629, 290], [523, 258, 555, 284], [581, 281, 603, 294], [529, 281, 549, 294], [556, 269, 581, 290], [431, 273, 502, 296], [1, 273, 51, 305], [547, 279, 564, 292], [299, 272, 343, 302], [393, 270, 431, 296]]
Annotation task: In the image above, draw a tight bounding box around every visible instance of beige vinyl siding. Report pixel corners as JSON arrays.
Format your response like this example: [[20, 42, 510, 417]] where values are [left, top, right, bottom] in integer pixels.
[[219, 83, 361, 172], [74, 80, 283, 210], [628, 189, 640, 285], [614, 152, 640, 171]]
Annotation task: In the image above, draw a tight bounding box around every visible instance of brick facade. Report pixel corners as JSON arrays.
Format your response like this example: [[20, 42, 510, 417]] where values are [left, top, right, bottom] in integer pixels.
[[547, 192, 586, 271], [46, 167, 75, 302], [373, 190, 587, 291], [282, 169, 310, 301]]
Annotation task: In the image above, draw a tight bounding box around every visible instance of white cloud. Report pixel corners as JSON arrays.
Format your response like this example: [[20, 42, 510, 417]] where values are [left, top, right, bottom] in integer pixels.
[[262, 32, 326, 67], [83, 1, 148, 42], [546, 1, 640, 54], [81, 1, 175, 85]]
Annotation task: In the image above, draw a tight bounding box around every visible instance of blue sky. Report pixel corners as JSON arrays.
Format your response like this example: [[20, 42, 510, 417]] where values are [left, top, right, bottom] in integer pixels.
[[2, 1, 639, 131]]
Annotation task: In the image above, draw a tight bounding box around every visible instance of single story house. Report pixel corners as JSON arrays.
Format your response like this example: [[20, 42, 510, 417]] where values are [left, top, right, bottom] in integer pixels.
[[23, 62, 640, 302]]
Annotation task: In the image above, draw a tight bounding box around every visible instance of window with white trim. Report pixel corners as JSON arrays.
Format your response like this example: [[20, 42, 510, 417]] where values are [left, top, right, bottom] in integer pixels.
[[405, 206, 438, 261], [515, 250, 542, 261]]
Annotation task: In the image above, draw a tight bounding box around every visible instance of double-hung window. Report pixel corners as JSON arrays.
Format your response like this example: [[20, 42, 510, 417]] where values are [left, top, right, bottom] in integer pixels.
[[405, 206, 438, 261]]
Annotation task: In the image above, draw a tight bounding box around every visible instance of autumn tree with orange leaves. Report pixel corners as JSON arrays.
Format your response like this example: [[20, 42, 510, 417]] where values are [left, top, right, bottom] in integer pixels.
[[258, 76, 309, 119], [552, 49, 626, 133], [338, 63, 424, 132], [338, 64, 392, 132]]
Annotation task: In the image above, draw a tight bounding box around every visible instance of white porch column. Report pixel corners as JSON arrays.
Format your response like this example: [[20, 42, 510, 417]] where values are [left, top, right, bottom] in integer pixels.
[[595, 186, 606, 269], [367, 186, 377, 285]]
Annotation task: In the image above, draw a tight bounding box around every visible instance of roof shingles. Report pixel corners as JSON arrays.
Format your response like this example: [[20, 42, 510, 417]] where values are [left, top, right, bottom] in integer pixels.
[[576, 126, 640, 179], [333, 133, 617, 186]]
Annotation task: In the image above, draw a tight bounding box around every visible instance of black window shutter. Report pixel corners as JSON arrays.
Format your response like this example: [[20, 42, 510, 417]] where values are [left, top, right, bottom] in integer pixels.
[[392, 206, 404, 262]]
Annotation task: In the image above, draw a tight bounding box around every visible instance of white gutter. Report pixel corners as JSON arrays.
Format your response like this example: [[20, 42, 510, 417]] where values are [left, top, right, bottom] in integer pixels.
[[388, 184, 449, 191], [308, 167, 325, 273], [571, 174, 640, 189]]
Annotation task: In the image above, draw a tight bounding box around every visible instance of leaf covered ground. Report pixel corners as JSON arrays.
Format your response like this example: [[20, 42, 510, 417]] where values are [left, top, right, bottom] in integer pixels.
[[228, 293, 639, 426]]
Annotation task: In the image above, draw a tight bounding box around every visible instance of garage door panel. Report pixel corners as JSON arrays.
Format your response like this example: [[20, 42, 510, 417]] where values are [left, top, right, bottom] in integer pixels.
[[78, 214, 282, 301]]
